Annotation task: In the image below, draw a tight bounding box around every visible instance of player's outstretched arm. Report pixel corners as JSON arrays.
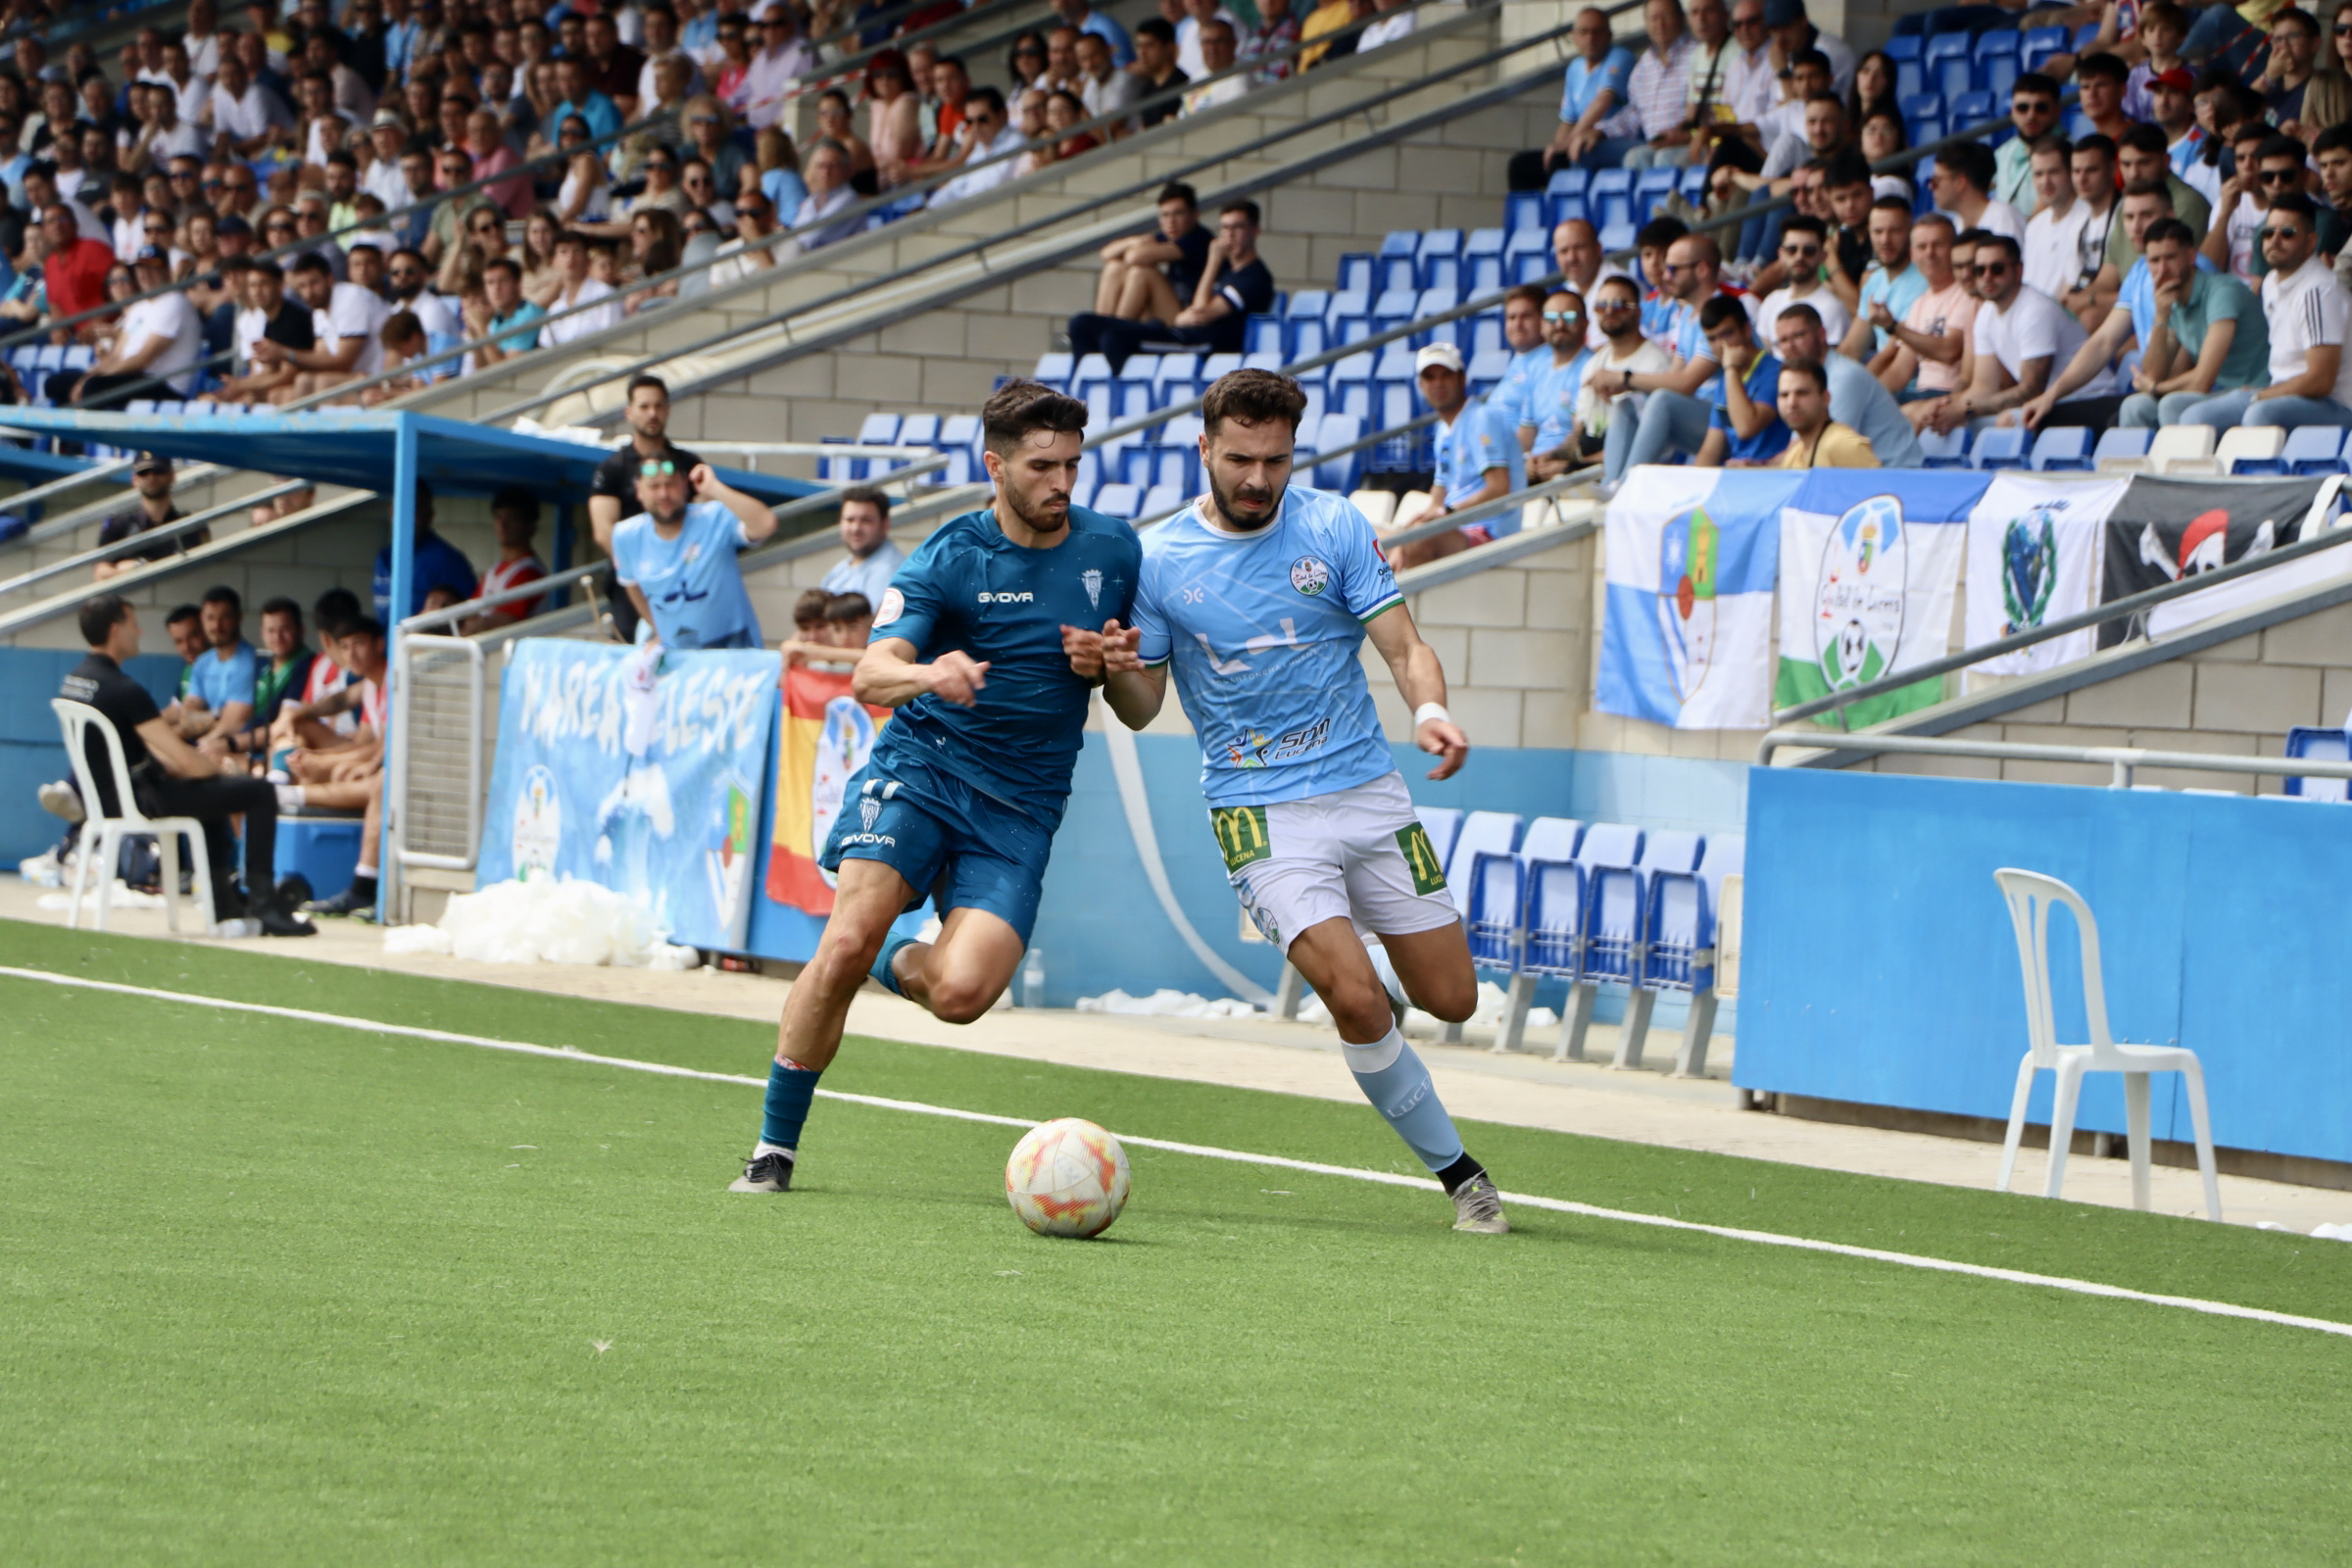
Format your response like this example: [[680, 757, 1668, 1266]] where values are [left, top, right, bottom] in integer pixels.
[[855, 635, 990, 709], [1068, 618, 1164, 729], [690, 464, 780, 543], [1365, 604, 1469, 780]]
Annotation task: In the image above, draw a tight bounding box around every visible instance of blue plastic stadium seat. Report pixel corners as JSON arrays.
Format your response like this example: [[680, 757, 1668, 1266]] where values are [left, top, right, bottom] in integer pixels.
[[1597, 220, 1636, 256], [1286, 287, 1330, 320], [1901, 91, 1945, 146], [1590, 168, 1634, 233], [1376, 254, 1416, 295], [1313, 411, 1364, 492], [1033, 351, 1073, 386], [1504, 191, 1544, 236], [1379, 229, 1418, 257], [1421, 253, 1461, 292], [1544, 167, 1591, 199], [1919, 426, 1970, 466], [2029, 426, 2091, 471], [1372, 341, 1416, 382], [1466, 345, 1510, 394], [1093, 481, 1140, 518], [1887, 34, 1923, 99], [1925, 31, 1971, 98], [1949, 89, 1995, 135], [899, 413, 940, 445], [1632, 168, 1679, 227], [2285, 726, 2352, 801], [1678, 165, 1707, 206], [1200, 352, 1243, 382], [1972, 427, 2028, 469], [1417, 228, 1461, 263], [1246, 314, 1284, 355], [1336, 253, 1374, 294], [857, 412, 901, 446], [2091, 426, 2149, 468], [2072, 20, 2098, 48], [2282, 425, 2349, 475]]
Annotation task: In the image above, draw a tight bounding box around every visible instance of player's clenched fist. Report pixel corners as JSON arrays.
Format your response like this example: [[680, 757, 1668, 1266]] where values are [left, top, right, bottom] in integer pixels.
[[1416, 713, 1469, 781], [924, 650, 991, 707], [1064, 619, 1141, 679]]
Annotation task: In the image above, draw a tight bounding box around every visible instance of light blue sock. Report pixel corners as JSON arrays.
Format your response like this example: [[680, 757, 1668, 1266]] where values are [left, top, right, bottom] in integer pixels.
[[1344, 1028, 1465, 1174], [759, 1058, 821, 1152]]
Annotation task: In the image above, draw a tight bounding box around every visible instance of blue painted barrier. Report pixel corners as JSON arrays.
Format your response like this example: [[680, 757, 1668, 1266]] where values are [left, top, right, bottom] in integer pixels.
[[1738, 766, 2352, 1165]]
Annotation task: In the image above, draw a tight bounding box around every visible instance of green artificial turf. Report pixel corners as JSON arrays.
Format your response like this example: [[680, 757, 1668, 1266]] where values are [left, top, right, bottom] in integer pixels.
[[4, 920, 2352, 1564]]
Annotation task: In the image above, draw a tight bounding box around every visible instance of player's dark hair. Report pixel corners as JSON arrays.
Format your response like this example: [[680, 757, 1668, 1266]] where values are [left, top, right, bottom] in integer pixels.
[[625, 372, 668, 401], [201, 584, 241, 614], [2141, 217, 2196, 250], [289, 251, 332, 275], [2030, 132, 2072, 162], [165, 602, 200, 626], [794, 588, 832, 627], [489, 484, 539, 523], [1636, 215, 1687, 251], [1156, 180, 1197, 209], [78, 593, 132, 646], [260, 595, 303, 624], [1697, 294, 1750, 334], [981, 378, 1089, 456], [840, 483, 892, 517], [1201, 368, 1307, 434], [1781, 359, 1829, 391], [1823, 150, 1872, 189], [823, 592, 872, 623]]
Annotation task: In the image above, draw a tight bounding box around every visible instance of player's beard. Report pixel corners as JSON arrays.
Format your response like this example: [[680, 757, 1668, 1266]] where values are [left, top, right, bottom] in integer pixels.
[[652, 499, 688, 528], [1207, 466, 1285, 532], [1000, 475, 1070, 536]]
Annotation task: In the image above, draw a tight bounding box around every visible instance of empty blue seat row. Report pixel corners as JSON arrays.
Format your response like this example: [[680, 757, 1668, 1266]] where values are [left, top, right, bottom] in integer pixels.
[[2285, 726, 2352, 802]]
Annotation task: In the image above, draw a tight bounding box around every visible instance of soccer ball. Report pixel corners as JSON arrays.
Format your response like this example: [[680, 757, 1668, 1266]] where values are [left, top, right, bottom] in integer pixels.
[[1004, 1118, 1131, 1238]]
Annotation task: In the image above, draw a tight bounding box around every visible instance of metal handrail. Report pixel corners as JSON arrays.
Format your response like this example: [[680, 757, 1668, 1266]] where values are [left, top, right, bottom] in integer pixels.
[[0, 476, 313, 596], [1756, 728, 2352, 791], [1774, 485, 2352, 725]]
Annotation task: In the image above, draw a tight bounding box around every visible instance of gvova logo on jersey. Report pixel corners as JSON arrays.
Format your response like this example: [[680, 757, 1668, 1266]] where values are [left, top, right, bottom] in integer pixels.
[[1655, 507, 1720, 701], [1290, 556, 1330, 597], [1812, 494, 1906, 691]]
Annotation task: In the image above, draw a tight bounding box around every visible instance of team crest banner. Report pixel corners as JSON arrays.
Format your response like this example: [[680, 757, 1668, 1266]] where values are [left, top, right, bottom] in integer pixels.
[[478, 639, 782, 952], [2097, 475, 2330, 646], [1963, 472, 2123, 675], [1775, 470, 1978, 728], [765, 662, 893, 914], [1597, 468, 1794, 730]]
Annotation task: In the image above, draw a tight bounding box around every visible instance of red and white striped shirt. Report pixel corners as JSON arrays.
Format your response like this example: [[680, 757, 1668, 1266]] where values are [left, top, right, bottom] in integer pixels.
[[300, 648, 359, 735], [478, 554, 549, 623]]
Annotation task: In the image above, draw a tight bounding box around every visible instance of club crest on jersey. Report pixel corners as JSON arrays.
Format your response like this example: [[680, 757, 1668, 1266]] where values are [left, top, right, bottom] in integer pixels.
[[977, 590, 1034, 604], [874, 586, 905, 626], [859, 795, 881, 833], [1082, 567, 1102, 610], [1290, 556, 1331, 597]]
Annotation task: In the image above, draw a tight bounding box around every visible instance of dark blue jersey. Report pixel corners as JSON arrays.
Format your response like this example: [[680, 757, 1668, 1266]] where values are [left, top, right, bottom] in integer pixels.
[[866, 503, 1141, 828]]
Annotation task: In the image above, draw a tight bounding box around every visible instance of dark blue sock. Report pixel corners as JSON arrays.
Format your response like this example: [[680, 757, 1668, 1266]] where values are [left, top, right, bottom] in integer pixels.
[[760, 1058, 821, 1151], [869, 930, 917, 998]]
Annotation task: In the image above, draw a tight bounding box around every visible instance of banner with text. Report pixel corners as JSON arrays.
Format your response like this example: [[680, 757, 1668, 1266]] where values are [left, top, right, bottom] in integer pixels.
[[765, 662, 893, 915], [478, 639, 783, 952]]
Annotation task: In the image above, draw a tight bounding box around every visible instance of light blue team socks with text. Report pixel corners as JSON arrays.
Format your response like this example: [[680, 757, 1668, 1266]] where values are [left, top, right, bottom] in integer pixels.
[[1342, 1027, 1466, 1174]]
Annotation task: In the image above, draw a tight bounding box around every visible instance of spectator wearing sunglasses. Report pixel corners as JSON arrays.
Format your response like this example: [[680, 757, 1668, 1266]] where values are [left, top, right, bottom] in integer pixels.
[[2180, 194, 2352, 433], [611, 456, 778, 652], [1921, 233, 2109, 436]]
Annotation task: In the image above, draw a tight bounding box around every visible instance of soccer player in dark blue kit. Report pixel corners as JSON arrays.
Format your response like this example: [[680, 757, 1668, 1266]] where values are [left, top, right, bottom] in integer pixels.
[[733, 380, 1145, 1192]]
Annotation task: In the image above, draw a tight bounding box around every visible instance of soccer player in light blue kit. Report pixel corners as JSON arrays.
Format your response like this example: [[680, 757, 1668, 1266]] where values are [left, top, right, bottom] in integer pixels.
[[733, 382, 1143, 1194], [1096, 368, 1508, 1234], [610, 460, 780, 649]]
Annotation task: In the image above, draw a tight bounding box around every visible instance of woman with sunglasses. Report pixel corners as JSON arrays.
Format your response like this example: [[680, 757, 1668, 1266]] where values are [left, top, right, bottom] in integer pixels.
[[1006, 30, 1053, 91], [2300, 5, 2352, 136], [712, 17, 755, 116]]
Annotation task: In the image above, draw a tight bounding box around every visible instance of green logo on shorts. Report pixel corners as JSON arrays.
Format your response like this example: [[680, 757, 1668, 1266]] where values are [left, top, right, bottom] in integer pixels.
[[1396, 822, 1447, 896], [1209, 805, 1272, 873]]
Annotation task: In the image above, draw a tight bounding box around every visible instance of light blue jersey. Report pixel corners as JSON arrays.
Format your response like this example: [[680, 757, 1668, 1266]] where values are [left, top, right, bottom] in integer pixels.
[[1132, 485, 1404, 808], [610, 500, 763, 651], [1484, 345, 1550, 429], [186, 640, 257, 711], [1520, 348, 1592, 452], [1434, 397, 1526, 519]]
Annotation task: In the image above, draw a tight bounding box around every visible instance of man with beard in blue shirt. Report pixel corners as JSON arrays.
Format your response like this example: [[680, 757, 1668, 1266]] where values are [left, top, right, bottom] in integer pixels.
[[732, 381, 1144, 1194]]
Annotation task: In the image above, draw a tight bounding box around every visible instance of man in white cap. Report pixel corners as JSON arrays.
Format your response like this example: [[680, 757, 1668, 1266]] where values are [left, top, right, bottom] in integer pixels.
[[1386, 341, 1526, 569]]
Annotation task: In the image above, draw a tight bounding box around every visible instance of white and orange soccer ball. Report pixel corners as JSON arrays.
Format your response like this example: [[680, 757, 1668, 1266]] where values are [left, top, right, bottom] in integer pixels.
[[1004, 1118, 1131, 1238]]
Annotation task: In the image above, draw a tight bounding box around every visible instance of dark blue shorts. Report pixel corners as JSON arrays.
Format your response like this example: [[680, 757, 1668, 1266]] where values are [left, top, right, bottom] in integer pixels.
[[818, 762, 1054, 943]]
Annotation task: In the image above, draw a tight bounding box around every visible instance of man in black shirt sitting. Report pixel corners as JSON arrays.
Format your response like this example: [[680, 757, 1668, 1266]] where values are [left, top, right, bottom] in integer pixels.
[[1065, 198, 1278, 372], [59, 593, 316, 937], [91, 454, 207, 581], [1091, 181, 1213, 328]]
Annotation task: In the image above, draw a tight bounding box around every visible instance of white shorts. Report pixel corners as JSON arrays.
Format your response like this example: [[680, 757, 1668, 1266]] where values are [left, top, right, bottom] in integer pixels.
[[1209, 772, 1461, 953]]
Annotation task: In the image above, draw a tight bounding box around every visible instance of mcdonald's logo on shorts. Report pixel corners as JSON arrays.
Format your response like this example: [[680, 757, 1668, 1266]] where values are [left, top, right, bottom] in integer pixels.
[[1208, 805, 1272, 874], [1396, 822, 1447, 896]]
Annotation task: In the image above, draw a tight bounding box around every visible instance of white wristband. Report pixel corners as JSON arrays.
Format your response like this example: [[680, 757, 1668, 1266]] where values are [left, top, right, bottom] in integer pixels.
[[1412, 703, 1452, 729]]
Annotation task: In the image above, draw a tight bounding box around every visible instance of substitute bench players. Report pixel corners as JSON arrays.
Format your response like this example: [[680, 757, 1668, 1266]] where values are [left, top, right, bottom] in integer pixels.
[[1094, 368, 1507, 1234], [732, 380, 1143, 1194]]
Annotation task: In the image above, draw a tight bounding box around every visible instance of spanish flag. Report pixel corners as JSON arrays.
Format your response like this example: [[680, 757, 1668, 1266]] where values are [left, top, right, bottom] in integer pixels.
[[765, 663, 891, 913]]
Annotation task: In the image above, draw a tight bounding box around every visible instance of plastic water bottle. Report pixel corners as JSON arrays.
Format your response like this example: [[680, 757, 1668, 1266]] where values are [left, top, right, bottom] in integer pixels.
[[1020, 947, 1046, 1009]]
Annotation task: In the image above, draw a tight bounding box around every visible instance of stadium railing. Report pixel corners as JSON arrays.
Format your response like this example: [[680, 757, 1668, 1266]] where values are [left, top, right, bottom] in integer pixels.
[[1756, 729, 2352, 793]]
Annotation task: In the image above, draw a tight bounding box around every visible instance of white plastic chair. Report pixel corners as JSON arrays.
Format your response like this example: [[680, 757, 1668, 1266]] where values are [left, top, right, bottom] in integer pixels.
[[52, 699, 215, 935], [1992, 869, 2222, 1220], [2147, 423, 2219, 475]]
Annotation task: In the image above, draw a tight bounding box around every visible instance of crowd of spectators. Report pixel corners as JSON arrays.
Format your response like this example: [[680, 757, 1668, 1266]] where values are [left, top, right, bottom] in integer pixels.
[[1446, 0, 2352, 515]]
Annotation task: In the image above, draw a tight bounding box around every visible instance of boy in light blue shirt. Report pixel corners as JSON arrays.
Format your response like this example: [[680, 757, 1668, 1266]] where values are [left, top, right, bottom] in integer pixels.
[[1102, 367, 1508, 1235], [1395, 342, 1527, 569], [609, 460, 779, 650]]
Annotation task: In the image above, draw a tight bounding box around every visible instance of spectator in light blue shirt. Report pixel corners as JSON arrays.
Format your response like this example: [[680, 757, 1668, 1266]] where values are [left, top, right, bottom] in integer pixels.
[[1512, 6, 1641, 188], [1391, 341, 1527, 570], [548, 58, 623, 145], [1482, 285, 1552, 429], [1848, 195, 1928, 359], [1056, 0, 1135, 68], [1525, 288, 1596, 476], [187, 585, 260, 755]]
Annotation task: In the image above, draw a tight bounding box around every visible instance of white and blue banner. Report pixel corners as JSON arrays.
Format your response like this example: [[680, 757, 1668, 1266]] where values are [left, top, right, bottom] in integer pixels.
[[478, 639, 783, 953], [1964, 472, 2124, 676], [1597, 468, 1796, 730]]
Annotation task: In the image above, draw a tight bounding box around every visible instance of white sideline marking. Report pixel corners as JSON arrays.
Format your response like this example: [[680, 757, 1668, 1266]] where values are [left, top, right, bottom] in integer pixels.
[[11, 963, 2350, 1343]]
